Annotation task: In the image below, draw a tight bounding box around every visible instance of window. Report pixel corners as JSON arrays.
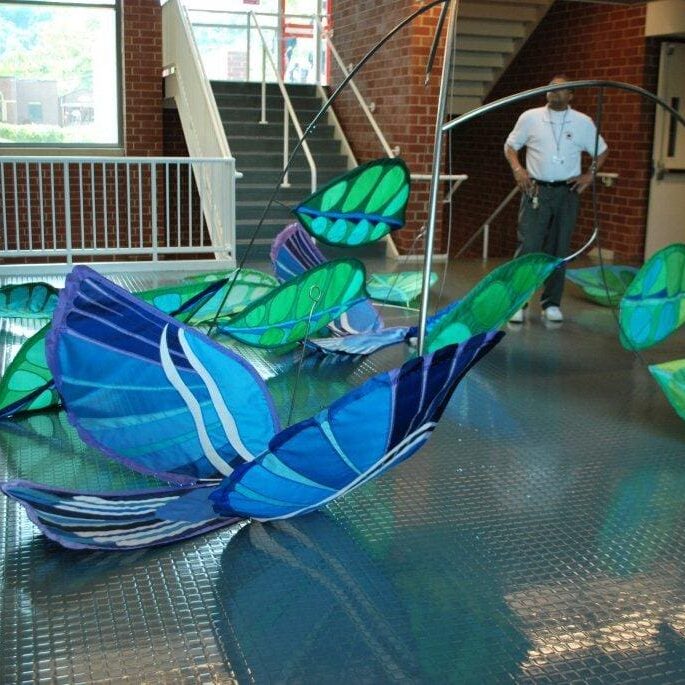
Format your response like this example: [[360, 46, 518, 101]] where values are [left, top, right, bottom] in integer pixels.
[[0, 0, 121, 146]]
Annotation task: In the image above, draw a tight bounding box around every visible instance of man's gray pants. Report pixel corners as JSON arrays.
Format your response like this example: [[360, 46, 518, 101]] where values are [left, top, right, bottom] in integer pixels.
[[515, 184, 580, 308]]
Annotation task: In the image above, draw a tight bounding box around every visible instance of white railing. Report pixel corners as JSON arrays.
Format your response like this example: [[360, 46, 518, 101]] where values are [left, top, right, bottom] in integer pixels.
[[184, 7, 328, 85], [459, 172, 620, 261], [250, 11, 317, 194], [163, 0, 237, 257], [0, 156, 235, 270]]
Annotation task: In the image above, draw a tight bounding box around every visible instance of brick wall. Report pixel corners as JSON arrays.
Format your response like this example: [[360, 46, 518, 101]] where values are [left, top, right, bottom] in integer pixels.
[[123, 0, 163, 156], [448, 1, 660, 262], [330, 1, 448, 254]]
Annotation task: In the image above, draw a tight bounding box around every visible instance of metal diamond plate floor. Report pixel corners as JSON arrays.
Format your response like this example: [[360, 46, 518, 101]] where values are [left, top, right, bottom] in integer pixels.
[[0, 261, 684, 684]]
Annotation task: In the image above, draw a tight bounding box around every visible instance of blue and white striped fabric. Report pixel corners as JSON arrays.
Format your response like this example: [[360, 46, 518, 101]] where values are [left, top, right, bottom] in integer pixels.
[[46, 267, 281, 484], [271, 222, 383, 335], [0, 480, 238, 550], [210, 331, 503, 520]]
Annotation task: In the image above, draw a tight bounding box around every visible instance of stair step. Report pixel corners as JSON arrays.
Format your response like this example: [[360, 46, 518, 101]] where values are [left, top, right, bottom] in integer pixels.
[[449, 82, 486, 97], [448, 95, 483, 114], [218, 104, 322, 121], [450, 65, 495, 82], [211, 81, 317, 97], [214, 93, 322, 111], [237, 167, 348, 187], [457, 35, 515, 53], [453, 50, 504, 68], [458, 18, 526, 38], [459, 2, 540, 22], [229, 136, 341, 155], [235, 150, 346, 168], [224, 121, 336, 138]]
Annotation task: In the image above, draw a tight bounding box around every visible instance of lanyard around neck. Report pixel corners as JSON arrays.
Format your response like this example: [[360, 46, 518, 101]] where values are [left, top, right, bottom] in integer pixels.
[[549, 109, 569, 153]]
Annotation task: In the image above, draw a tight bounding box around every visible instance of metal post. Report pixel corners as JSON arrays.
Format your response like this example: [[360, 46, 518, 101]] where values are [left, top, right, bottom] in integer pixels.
[[63, 162, 72, 264], [313, 11, 321, 85], [417, 0, 459, 355], [482, 224, 489, 262], [261, 44, 268, 124], [282, 107, 291, 188], [246, 13, 251, 81], [151, 162, 158, 261]]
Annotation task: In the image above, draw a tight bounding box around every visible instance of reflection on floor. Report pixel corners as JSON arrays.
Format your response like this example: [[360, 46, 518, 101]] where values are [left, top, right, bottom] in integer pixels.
[[0, 260, 683, 684]]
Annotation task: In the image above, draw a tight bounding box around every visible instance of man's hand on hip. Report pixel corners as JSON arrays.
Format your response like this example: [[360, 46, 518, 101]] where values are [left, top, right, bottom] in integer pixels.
[[568, 172, 593, 194], [513, 167, 534, 192]]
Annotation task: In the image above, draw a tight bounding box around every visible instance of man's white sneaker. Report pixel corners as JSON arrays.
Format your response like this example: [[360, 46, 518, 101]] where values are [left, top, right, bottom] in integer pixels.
[[543, 306, 563, 322], [509, 308, 526, 323]]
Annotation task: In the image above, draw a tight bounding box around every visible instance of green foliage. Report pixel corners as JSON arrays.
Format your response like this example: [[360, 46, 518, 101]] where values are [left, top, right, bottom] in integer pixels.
[[0, 122, 66, 144]]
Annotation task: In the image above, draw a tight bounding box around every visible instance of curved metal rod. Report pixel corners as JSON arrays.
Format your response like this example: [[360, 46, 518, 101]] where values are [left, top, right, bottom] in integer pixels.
[[443, 79, 685, 133], [206, 0, 450, 336], [563, 227, 598, 263]]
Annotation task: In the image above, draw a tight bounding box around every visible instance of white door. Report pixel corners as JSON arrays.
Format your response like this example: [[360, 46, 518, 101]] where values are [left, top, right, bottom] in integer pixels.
[[645, 42, 685, 258]]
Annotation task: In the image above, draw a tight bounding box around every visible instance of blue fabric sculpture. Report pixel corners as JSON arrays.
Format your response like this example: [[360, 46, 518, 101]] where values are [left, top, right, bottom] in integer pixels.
[[1, 266, 502, 550]]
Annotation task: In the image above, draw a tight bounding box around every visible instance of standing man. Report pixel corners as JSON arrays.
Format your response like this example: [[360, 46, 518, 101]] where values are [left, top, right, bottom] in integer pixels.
[[505, 75, 609, 323]]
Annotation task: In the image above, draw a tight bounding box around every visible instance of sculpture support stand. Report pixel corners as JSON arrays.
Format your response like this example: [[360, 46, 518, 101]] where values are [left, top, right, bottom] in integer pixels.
[[417, 0, 460, 355]]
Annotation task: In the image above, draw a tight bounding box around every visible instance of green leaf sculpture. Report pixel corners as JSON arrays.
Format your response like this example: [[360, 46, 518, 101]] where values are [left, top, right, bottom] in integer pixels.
[[138, 269, 278, 323], [0, 282, 60, 319], [619, 243, 685, 350], [425, 253, 560, 352], [366, 271, 438, 305], [220, 259, 367, 348], [293, 158, 411, 246], [0, 324, 59, 416], [649, 360, 685, 421], [566, 265, 638, 306]]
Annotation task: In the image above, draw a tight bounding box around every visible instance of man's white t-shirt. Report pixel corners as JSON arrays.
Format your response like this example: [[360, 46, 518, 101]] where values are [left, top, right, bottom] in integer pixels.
[[505, 105, 608, 182]]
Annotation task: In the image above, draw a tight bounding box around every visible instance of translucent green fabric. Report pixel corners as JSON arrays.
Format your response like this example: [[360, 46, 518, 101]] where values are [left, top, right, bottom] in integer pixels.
[[138, 269, 278, 323], [566, 265, 638, 307], [619, 243, 685, 350], [367, 271, 438, 305], [221, 259, 367, 348], [650, 360, 685, 421], [0, 283, 60, 318], [426, 253, 560, 352], [0, 325, 59, 415], [293, 158, 410, 246]]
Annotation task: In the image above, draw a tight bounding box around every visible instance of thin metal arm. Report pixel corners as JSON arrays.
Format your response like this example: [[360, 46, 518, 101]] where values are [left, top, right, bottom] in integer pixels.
[[417, 0, 459, 356], [443, 79, 685, 133], [318, 18, 396, 158], [205, 0, 450, 337], [250, 12, 317, 193]]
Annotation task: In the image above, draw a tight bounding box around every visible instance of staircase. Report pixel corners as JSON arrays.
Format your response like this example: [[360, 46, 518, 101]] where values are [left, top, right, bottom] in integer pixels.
[[450, 0, 555, 113], [211, 81, 358, 262]]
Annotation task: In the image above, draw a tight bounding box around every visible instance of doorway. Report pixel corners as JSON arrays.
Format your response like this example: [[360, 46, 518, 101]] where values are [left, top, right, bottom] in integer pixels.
[[645, 41, 685, 258]]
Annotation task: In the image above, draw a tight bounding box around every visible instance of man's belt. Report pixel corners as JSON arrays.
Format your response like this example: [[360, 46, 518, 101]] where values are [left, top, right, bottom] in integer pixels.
[[533, 179, 571, 187]]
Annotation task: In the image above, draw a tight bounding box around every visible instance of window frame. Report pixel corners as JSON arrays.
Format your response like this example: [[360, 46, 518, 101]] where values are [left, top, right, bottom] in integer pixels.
[[0, 0, 123, 151]]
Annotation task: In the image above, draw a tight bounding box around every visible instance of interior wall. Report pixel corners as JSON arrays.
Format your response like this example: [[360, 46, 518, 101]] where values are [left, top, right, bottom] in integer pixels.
[[448, 0, 660, 263], [123, 0, 163, 156], [330, 1, 448, 254]]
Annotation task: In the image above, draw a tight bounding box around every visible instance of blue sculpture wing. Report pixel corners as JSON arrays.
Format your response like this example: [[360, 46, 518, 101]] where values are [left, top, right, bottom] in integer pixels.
[[271, 222, 384, 334], [307, 327, 412, 356], [210, 331, 503, 519], [270, 221, 327, 280], [47, 266, 281, 485], [1, 480, 239, 550]]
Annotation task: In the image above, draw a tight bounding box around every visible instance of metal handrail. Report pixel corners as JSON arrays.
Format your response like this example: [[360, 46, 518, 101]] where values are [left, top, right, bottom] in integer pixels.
[[250, 11, 317, 193], [457, 171, 620, 261], [318, 18, 396, 158]]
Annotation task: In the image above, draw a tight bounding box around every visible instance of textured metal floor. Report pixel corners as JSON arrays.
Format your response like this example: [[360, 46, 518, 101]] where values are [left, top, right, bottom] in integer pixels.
[[1, 261, 684, 684]]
